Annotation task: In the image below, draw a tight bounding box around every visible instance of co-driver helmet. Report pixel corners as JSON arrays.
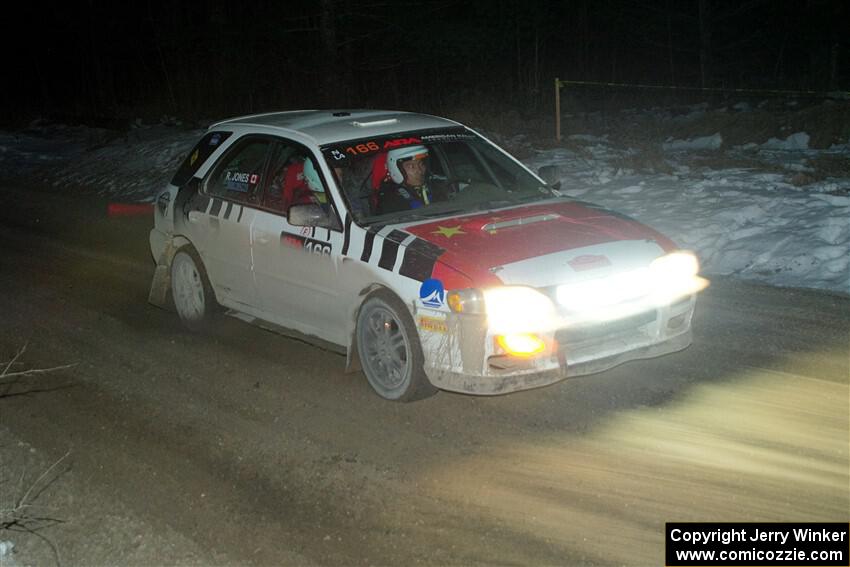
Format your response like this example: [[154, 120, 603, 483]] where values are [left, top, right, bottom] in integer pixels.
[[302, 158, 324, 193]]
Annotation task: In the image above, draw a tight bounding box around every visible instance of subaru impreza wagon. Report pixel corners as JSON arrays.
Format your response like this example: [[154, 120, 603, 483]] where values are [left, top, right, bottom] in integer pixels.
[[149, 110, 706, 401]]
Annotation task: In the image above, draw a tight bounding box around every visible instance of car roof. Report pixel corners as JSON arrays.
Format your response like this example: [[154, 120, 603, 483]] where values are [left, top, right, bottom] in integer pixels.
[[210, 110, 461, 146]]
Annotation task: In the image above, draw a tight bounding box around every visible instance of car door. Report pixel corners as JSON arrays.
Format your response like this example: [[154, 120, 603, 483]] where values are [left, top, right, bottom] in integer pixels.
[[250, 140, 349, 345], [195, 135, 270, 310]]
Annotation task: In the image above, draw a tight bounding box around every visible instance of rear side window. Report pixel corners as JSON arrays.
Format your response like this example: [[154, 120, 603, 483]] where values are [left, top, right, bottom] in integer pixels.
[[171, 131, 232, 187], [204, 137, 270, 204], [261, 141, 333, 215]]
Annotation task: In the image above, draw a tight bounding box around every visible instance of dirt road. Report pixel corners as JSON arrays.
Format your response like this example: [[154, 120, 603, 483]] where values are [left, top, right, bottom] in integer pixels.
[[0, 185, 847, 566]]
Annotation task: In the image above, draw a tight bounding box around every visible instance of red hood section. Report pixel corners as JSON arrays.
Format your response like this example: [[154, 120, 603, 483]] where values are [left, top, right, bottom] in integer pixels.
[[403, 201, 676, 288]]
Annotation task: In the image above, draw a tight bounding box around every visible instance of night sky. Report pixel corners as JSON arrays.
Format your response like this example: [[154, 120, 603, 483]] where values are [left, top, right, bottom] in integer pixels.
[[3, 0, 847, 126]]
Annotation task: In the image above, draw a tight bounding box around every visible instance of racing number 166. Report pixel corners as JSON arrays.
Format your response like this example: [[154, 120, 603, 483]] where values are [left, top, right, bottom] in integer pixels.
[[345, 141, 380, 156], [305, 241, 331, 256]]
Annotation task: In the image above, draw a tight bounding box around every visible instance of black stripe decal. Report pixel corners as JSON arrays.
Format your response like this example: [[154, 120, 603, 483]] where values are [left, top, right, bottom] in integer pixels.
[[360, 229, 378, 262], [378, 230, 407, 271], [342, 215, 352, 255], [224, 201, 233, 220], [399, 238, 444, 282], [237, 206, 244, 223], [209, 198, 223, 217]]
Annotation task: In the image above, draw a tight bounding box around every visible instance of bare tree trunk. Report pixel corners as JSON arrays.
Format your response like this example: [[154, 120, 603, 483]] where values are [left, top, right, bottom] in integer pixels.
[[829, 42, 839, 89], [33, 45, 52, 116], [341, 0, 354, 105], [320, 0, 338, 106], [208, 0, 228, 114], [608, 1, 617, 82], [773, 33, 787, 82], [533, 18, 540, 99], [667, 0, 675, 84], [579, 0, 589, 78], [698, 0, 712, 87], [515, 16, 522, 101], [147, 0, 177, 114], [87, 0, 105, 115]]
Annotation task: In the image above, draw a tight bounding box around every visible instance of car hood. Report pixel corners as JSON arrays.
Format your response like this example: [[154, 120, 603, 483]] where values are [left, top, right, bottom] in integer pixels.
[[398, 200, 677, 289]]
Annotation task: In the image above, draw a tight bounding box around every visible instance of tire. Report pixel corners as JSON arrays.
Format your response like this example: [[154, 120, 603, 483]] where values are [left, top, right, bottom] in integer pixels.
[[170, 247, 217, 331], [356, 290, 437, 402]]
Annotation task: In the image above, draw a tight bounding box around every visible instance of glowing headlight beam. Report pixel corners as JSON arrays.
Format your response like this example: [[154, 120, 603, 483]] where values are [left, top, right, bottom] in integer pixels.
[[556, 251, 708, 322], [483, 286, 557, 333], [649, 251, 700, 279]]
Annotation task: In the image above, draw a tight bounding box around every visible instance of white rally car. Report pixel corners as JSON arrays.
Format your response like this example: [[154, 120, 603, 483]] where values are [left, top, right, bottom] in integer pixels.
[[149, 110, 706, 401]]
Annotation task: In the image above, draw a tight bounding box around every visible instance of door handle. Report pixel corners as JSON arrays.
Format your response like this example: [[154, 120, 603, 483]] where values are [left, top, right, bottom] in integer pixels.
[[255, 232, 272, 245]]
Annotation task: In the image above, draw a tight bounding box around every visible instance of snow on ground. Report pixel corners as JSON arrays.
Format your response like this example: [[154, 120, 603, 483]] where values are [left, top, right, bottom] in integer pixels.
[[1, 109, 848, 295], [0, 122, 197, 202], [526, 135, 850, 294]]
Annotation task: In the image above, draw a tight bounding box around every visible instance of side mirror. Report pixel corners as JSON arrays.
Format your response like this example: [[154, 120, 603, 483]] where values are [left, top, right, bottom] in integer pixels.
[[537, 165, 561, 189], [288, 204, 340, 230]]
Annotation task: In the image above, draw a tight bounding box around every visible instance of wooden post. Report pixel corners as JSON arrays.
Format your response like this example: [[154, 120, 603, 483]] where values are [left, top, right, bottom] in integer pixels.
[[554, 77, 561, 142]]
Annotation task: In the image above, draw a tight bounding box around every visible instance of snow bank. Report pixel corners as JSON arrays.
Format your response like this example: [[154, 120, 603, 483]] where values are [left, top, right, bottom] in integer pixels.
[[0, 123, 200, 202], [527, 138, 850, 295], [761, 132, 810, 150], [662, 133, 723, 152]]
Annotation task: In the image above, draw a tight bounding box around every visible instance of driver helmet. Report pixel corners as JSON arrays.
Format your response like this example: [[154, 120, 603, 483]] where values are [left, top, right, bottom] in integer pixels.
[[387, 145, 428, 184]]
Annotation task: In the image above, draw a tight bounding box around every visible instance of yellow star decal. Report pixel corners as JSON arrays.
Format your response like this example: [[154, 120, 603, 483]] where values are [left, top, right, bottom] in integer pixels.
[[432, 225, 465, 238]]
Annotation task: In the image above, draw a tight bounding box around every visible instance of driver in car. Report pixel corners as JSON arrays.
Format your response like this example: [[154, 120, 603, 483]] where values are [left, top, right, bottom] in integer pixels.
[[376, 145, 440, 214]]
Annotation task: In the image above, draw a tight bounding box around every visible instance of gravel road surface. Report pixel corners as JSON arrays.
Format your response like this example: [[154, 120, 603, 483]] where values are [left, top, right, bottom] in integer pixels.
[[0, 186, 847, 566]]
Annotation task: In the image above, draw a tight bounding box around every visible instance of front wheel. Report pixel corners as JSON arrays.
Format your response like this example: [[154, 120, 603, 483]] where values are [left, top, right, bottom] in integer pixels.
[[356, 291, 437, 402], [171, 247, 217, 331]]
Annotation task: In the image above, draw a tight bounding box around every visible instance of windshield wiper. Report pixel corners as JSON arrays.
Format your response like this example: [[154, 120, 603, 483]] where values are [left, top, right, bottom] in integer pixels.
[[367, 211, 441, 228], [366, 192, 560, 228], [514, 188, 561, 201]]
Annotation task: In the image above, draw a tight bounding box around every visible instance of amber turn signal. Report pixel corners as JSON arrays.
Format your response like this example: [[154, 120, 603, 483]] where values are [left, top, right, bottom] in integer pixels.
[[496, 333, 546, 357]]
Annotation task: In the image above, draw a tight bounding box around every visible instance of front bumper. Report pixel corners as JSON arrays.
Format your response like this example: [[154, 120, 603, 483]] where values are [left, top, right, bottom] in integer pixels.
[[426, 329, 691, 395], [419, 295, 696, 395]]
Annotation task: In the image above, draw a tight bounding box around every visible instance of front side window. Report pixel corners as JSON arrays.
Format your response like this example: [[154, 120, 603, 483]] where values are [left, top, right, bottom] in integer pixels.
[[205, 137, 270, 204], [321, 127, 553, 226]]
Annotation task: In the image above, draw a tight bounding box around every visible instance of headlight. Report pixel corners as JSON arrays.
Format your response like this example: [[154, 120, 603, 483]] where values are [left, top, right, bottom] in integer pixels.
[[647, 251, 705, 299], [556, 250, 707, 320], [649, 251, 699, 280], [485, 286, 556, 333], [447, 286, 557, 332]]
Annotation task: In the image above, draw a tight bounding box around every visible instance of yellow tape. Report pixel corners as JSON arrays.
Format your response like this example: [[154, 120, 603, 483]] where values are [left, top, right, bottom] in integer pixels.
[[419, 316, 448, 334]]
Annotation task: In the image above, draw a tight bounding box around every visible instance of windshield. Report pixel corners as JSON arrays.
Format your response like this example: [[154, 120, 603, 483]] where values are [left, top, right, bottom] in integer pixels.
[[321, 127, 557, 226]]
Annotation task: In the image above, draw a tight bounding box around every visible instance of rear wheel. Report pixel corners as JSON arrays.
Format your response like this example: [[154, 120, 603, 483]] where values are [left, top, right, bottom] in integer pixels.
[[171, 247, 217, 331], [356, 290, 437, 402]]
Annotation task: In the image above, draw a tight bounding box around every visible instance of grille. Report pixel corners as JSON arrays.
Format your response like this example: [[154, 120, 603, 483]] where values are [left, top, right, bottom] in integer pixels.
[[556, 309, 657, 345]]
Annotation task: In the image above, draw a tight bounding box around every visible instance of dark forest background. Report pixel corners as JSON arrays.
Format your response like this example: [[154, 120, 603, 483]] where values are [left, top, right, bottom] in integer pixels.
[[2, 0, 847, 128]]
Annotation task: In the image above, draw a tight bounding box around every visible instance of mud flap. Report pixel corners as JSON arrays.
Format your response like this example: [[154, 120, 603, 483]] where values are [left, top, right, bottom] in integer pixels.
[[148, 241, 176, 309], [148, 263, 171, 308], [344, 328, 362, 373]]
